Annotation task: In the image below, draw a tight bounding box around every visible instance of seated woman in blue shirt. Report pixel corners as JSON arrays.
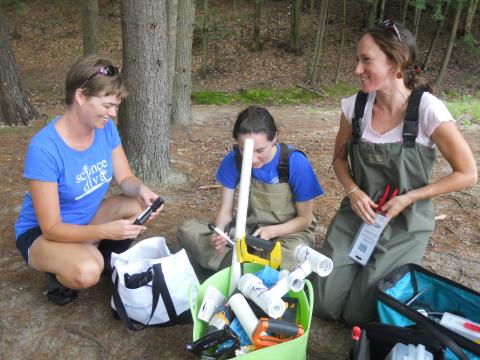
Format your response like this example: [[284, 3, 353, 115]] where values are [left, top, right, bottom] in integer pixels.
[[177, 106, 324, 276], [15, 55, 163, 305]]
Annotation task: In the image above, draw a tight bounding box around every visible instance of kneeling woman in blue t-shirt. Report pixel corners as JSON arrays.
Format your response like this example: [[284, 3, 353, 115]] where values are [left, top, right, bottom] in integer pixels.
[[177, 106, 324, 277], [14, 55, 163, 305]]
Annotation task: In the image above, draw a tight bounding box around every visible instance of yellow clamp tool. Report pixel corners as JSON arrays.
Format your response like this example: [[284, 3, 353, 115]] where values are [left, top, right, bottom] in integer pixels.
[[237, 234, 282, 269]]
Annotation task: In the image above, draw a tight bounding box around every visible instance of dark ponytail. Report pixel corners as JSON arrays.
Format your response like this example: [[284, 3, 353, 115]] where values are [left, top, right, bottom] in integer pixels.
[[232, 106, 278, 141]]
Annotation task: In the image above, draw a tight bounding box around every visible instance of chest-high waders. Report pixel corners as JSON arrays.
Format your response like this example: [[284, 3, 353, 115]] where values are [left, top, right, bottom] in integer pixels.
[[314, 90, 436, 326], [176, 144, 316, 273]]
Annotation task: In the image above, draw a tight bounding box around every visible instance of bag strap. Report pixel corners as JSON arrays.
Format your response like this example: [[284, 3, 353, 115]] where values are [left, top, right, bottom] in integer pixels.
[[112, 264, 180, 331], [152, 262, 179, 322], [112, 271, 150, 331]]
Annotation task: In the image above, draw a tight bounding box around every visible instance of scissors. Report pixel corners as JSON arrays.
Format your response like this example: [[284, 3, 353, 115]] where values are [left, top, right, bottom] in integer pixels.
[[377, 184, 399, 214]]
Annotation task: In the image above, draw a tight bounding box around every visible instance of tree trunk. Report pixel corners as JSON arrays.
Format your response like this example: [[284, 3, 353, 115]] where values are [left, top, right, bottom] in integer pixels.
[[422, 1, 449, 70], [318, 0, 330, 75], [378, 0, 386, 21], [171, 0, 195, 124], [305, 0, 329, 86], [253, 0, 262, 51], [290, 0, 302, 55], [433, 0, 464, 88], [413, 0, 426, 39], [367, 0, 379, 29], [335, 0, 347, 84], [400, 0, 409, 24], [81, 0, 98, 56], [200, 0, 209, 78], [119, 0, 174, 184], [464, 0, 479, 41], [0, 6, 37, 126]]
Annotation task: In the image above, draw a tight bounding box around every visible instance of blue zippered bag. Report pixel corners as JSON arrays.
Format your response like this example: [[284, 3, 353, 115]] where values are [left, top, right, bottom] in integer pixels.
[[377, 263, 480, 360]]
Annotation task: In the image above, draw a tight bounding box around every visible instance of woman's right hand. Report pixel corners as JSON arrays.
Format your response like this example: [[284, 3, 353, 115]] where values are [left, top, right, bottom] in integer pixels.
[[104, 218, 146, 240], [210, 233, 227, 254], [348, 188, 377, 224]]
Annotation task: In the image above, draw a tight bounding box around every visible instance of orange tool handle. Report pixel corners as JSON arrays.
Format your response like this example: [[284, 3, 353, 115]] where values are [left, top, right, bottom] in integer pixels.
[[252, 318, 304, 349]]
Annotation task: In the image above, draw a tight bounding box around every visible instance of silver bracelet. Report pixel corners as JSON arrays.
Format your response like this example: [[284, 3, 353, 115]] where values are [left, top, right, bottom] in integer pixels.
[[347, 186, 359, 196]]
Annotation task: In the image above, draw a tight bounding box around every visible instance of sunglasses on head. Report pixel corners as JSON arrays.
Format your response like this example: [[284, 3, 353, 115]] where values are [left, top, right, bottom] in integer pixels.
[[377, 19, 402, 42], [79, 65, 119, 89]]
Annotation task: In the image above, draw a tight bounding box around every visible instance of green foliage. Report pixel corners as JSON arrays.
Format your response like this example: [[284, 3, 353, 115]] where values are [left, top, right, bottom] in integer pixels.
[[460, 34, 479, 49], [445, 95, 480, 125], [432, 0, 447, 21], [412, 0, 427, 10], [192, 87, 325, 105], [323, 83, 358, 99], [5, 0, 27, 14], [192, 90, 233, 105]]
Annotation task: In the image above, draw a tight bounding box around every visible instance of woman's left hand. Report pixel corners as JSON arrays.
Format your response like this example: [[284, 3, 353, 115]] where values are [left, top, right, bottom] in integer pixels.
[[380, 193, 412, 219], [253, 226, 276, 240]]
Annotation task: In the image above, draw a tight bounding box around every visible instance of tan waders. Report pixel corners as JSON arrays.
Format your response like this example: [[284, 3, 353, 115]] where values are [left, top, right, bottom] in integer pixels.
[[176, 178, 316, 272], [314, 90, 436, 325]]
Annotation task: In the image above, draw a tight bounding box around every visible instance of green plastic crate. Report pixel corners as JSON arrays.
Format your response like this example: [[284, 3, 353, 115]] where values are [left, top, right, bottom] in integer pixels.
[[189, 264, 314, 359]]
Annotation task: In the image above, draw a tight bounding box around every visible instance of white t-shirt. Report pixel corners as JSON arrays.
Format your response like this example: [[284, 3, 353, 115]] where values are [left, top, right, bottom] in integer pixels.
[[341, 91, 454, 147]]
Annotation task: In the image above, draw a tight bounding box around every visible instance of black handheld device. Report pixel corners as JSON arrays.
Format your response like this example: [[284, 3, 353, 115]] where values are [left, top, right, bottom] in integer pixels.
[[133, 197, 164, 225]]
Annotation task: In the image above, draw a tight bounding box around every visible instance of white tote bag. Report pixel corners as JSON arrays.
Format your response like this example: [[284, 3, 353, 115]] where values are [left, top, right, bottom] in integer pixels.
[[110, 236, 199, 330]]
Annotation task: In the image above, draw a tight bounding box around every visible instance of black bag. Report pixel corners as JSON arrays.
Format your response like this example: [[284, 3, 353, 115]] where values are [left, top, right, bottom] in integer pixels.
[[350, 323, 446, 360], [377, 263, 480, 360]]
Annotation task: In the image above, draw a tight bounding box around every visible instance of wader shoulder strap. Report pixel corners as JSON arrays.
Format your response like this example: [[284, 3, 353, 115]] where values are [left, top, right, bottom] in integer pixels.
[[352, 91, 368, 142], [234, 143, 302, 183], [403, 89, 424, 148], [278, 143, 291, 183]]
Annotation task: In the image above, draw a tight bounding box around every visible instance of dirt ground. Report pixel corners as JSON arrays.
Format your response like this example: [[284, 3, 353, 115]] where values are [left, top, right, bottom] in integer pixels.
[[0, 105, 479, 360]]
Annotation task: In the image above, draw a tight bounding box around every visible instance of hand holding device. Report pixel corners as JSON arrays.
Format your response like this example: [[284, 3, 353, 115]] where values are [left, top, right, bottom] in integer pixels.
[[133, 197, 164, 225]]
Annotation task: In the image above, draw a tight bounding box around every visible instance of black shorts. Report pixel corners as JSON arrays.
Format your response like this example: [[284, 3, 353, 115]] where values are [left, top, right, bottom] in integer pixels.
[[16, 226, 43, 265], [16, 227, 133, 266]]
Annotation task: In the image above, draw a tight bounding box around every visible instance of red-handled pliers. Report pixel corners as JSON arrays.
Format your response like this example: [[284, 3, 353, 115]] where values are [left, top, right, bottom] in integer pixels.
[[377, 184, 399, 213]]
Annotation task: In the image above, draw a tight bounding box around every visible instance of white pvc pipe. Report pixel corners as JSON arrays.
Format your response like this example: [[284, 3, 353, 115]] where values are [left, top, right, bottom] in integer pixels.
[[293, 244, 333, 277], [267, 262, 311, 298], [229, 138, 254, 295], [238, 273, 286, 319], [228, 293, 259, 341]]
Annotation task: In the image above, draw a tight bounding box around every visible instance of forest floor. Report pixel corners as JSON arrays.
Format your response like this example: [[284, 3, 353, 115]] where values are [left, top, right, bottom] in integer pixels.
[[1, 0, 480, 359]]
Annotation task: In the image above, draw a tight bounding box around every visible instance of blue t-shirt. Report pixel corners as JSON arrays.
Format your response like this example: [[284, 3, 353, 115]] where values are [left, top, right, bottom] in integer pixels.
[[15, 117, 121, 238], [215, 144, 324, 202]]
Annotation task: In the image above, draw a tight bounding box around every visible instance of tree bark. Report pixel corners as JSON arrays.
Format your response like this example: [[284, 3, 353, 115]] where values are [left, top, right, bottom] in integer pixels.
[[378, 0, 386, 21], [119, 0, 174, 184], [413, 0, 426, 40], [335, 0, 347, 84], [171, 0, 195, 124], [81, 0, 99, 56], [422, 1, 449, 70], [0, 6, 37, 126], [464, 0, 479, 41], [305, 0, 329, 86], [400, 0, 409, 24], [200, 0, 209, 78], [433, 0, 464, 88], [253, 0, 262, 51], [290, 0, 302, 55], [367, 0, 379, 29]]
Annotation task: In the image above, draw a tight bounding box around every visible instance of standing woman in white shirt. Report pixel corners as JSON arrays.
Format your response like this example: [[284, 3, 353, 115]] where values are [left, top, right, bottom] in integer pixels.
[[314, 20, 477, 325]]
